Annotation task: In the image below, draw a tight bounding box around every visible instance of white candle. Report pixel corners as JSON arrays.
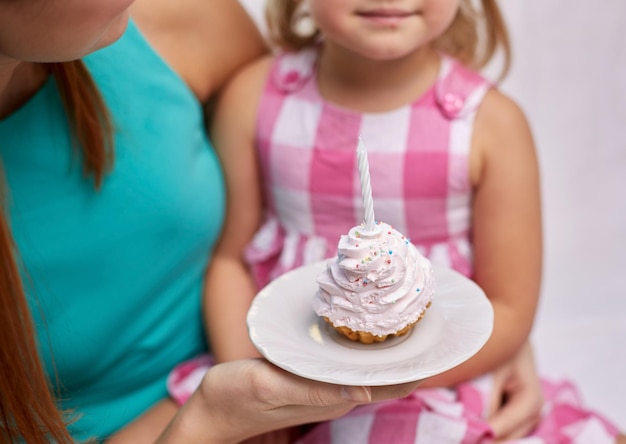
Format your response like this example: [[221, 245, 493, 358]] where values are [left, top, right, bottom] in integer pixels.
[[356, 137, 376, 232]]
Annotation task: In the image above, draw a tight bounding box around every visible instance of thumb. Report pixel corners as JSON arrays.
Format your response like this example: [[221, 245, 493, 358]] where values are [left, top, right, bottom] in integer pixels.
[[294, 383, 371, 406], [340, 386, 372, 403], [269, 364, 372, 406]]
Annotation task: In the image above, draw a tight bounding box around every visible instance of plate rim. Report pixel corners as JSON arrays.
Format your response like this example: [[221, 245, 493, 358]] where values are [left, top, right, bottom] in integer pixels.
[[247, 261, 493, 386]]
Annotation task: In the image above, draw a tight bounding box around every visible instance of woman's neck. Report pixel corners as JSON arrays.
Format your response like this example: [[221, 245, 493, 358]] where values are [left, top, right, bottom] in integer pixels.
[[316, 43, 440, 113], [0, 60, 48, 120]]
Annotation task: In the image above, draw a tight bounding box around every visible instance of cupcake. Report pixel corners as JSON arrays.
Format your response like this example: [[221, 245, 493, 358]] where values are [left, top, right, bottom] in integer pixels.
[[313, 222, 435, 344]]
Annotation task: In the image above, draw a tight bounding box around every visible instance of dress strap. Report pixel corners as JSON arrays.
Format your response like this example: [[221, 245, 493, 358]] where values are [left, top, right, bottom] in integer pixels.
[[270, 48, 318, 93], [434, 56, 493, 119]]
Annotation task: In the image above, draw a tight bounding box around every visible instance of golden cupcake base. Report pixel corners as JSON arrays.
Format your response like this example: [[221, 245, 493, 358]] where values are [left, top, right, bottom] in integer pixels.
[[323, 301, 432, 344]]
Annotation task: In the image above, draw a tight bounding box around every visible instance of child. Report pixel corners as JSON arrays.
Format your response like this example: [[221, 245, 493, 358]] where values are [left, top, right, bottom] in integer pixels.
[[170, 0, 624, 442]]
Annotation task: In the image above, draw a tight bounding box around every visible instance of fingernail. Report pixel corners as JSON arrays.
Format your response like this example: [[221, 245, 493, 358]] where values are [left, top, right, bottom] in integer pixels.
[[341, 386, 371, 403]]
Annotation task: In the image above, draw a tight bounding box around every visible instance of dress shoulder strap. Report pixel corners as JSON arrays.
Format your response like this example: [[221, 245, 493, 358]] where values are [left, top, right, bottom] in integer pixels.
[[434, 56, 493, 119], [268, 48, 318, 93]]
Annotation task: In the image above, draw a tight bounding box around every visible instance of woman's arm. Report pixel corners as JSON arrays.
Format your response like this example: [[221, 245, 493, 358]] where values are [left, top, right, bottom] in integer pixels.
[[204, 56, 274, 362], [106, 399, 179, 444], [131, 0, 268, 103], [158, 360, 420, 444], [109, 360, 421, 444], [423, 89, 543, 387]]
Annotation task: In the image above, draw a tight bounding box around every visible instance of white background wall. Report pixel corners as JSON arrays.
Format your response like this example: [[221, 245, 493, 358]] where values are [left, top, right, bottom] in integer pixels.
[[239, 0, 626, 429], [496, 1, 626, 430]]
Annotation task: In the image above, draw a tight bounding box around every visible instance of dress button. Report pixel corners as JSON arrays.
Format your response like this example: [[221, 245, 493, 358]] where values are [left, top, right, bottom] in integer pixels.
[[442, 93, 464, 115], [283, 70, 300, 85]]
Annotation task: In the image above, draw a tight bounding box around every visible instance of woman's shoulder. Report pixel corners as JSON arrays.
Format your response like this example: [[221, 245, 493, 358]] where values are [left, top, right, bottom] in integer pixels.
[[210, 54, 274, 138], [218, 46, 319, 110], [220, 54, 275, 108], [131, 0, 267, 102]]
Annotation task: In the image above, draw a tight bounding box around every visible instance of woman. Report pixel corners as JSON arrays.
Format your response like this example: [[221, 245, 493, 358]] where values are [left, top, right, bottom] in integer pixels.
[[0, 0, 421, 442]]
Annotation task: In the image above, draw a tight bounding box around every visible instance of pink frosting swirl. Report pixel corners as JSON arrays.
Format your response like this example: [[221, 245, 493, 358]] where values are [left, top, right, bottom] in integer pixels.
[[313, 222, 435, 337]]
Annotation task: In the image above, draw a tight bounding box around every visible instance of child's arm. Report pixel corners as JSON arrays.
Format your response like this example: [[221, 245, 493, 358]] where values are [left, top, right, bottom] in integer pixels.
[[423, 89, 542, 387], [204, 56, 274, 363]]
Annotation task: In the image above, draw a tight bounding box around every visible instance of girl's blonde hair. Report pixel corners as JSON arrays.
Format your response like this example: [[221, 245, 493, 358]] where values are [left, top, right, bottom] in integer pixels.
[[266, 0, 511, 79]]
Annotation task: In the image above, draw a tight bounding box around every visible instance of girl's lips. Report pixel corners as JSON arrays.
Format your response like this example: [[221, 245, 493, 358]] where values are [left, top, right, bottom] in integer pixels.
[[356, 9, 417, 26]]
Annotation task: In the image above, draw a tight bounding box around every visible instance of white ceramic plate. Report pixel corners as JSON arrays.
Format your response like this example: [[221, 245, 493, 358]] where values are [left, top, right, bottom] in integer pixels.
[[247, 262, 493, 386]]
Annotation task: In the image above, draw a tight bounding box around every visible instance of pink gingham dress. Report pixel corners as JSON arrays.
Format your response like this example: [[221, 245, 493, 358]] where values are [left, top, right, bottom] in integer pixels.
[[246, 49, 483, 288], [167, 50, 621, 443]]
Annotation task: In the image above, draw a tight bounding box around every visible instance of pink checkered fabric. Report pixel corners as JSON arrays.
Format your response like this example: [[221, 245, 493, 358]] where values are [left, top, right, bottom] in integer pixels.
[[246, 49, 490, 288], [297, 378, 620, 444], [166, 50, 621, 442], [166, 357, 620, 443]]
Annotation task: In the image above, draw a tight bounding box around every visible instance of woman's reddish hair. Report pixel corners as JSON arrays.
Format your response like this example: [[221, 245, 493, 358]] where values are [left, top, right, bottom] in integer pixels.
[[0, 60, 112, 443]]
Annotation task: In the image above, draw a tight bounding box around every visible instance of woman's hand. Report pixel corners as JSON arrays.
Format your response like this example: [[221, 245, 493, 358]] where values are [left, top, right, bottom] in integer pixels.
[[487, 341, 543, 441], [157, 358, 421, 444], [240, 427, 301, 444]]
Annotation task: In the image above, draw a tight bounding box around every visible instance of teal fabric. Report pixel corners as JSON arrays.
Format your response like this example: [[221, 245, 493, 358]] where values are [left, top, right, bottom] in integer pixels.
[[0, 21, 224, 441]]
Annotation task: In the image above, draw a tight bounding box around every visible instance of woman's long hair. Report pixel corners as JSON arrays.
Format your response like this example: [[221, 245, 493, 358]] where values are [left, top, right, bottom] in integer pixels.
[[0, 60, 112, 443], [266, 0, 511, 79]]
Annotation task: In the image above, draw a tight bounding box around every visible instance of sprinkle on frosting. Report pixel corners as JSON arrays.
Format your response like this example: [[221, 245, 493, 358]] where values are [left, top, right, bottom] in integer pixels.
[[313, 222, 435, 337]]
